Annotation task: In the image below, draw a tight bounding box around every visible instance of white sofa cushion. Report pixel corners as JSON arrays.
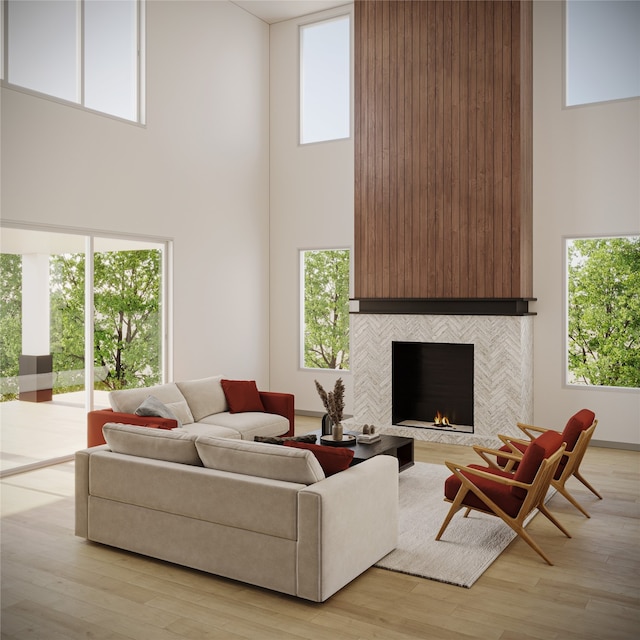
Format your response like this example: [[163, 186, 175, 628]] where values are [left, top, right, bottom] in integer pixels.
[[195, 436, 325, 485], [176, 375, 228, 421], [180, 423, 241, 440], [201, 411, 289, 439], [109, 383, 195, 425], [103, 423, 202, 466]]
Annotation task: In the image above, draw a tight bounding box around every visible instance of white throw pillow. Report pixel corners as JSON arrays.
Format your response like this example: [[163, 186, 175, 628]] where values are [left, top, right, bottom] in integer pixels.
[[176, 375, 228, 422], [109, 383, 195, 425]]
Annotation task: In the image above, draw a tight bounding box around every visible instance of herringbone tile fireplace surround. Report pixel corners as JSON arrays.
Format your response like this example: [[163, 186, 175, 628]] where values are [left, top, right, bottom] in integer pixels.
[[348, 314, 534, 447]]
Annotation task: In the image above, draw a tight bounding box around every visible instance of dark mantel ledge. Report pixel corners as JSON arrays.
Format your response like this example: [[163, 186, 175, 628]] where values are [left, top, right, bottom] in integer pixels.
[[351, 298, 537, 316]]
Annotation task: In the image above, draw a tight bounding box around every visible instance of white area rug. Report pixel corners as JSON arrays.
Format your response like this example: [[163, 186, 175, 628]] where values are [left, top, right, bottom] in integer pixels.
[[375, 462, 551, 587]]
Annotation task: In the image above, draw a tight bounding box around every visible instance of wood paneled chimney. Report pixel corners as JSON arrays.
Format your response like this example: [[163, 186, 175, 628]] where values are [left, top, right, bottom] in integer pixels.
[[354, 0, 533, 306]]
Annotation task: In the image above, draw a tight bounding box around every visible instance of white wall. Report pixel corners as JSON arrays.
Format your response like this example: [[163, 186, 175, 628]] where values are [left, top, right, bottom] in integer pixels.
[[532, 0, 640, 446], [3, 1, 635, 444], [270, 1, 640, 446], [269, 5, 355, 416], [1, 1, 271, 386]]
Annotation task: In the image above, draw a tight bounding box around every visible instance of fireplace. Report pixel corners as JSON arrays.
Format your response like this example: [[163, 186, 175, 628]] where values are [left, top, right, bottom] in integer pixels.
[[392, 341, 474, 431], [349, 313, 534, 446]]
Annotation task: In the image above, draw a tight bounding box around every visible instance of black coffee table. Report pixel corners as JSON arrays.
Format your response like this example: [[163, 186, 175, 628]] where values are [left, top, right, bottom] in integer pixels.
[[309, 429, 414, 472]]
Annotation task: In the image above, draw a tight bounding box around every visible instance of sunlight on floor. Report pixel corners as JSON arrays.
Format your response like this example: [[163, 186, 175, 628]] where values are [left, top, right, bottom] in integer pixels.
[[1, 462, 75, 517], [0, 391, 110, 474]]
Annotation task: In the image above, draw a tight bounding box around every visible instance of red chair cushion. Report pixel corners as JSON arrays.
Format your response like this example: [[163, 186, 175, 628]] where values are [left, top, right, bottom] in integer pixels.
[[550, 409, 594, 479], [284, 441, 354, 476], [561, 409, 595, 452], [444, 465, 524, 518], [511, 430, 563, 498]]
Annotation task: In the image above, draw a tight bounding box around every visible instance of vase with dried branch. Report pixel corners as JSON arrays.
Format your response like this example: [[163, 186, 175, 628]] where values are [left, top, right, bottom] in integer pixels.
[[315, 378, 345, 438]]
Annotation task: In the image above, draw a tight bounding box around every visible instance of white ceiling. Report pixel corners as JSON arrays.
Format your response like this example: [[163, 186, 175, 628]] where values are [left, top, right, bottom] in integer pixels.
[[231, 0, 351, 24]]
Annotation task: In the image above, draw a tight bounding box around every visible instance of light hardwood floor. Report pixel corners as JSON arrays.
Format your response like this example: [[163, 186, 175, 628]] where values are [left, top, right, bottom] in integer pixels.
[[0, 391, 111, 475], [1, 415, 638, 640]]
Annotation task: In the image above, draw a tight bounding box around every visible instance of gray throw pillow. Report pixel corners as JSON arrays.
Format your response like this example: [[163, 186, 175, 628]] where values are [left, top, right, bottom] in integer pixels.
[[135, 395, 182, 428], [254, 434, 317, 445]]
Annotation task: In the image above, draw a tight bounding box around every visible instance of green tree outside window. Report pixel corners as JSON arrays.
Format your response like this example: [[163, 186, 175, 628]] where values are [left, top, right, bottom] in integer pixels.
[[567, 236, 640, 388], [0, 255, 23, 401], [302, 249, 350, 370], [50, 250, 162, 391]]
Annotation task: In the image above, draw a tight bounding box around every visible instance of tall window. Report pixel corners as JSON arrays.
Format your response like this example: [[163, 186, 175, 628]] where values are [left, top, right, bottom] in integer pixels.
[[300, 14, 350, 144], [566, 0, 640, 106], [566, 236, 640, 388], [0, 230, 167, 402], [301, 249, 350, 370], [5, 0, 143, 122]]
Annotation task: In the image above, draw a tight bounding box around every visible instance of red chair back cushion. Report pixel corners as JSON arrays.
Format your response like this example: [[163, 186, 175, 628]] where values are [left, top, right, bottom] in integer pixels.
[[511, 430, 562, 499], [284, 441, 354, 476], [561, 409, 595, 452], [496, 440, 527, 468]]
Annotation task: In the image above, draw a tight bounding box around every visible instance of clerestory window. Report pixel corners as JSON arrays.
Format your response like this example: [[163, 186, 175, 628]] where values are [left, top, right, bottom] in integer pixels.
[[4, 0, 144, 123], [565, 0, 640, 106], [300, 14, 350, 144]]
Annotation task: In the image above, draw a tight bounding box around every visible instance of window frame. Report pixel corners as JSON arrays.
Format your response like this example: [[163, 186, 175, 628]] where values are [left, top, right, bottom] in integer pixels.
[[564, 0, 640, 108], [563, 233, 640, 392], [0, 221, 172, 406], [299, 12, 352, 146], [299, 247, 351, 372], [2, 0, 146, 125]]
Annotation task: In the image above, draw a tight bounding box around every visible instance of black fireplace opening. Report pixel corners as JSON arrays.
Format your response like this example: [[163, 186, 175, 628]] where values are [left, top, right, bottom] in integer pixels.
[[392, 341, 474, 430]]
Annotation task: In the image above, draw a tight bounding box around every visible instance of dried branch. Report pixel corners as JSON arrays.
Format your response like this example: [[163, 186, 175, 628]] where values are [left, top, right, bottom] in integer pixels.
[[314, 377, 345, 426]]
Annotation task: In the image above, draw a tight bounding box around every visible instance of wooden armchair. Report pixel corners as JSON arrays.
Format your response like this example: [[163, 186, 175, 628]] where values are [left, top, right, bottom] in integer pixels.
[[497, 409, 601, 518], [436, 430, 570, 565]]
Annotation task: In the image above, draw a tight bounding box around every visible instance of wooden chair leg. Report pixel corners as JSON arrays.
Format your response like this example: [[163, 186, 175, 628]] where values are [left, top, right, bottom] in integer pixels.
[[435, 504, 459, 541], [537, 503, 572, 538], [553, 482, 591, 518], [436, 490, 468, 540], [573, 470, 603, 499], [509, 521, 555, 566]]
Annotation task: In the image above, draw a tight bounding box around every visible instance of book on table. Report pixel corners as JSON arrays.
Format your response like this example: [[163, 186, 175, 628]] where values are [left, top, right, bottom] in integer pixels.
[[356, 433, 381, 444]]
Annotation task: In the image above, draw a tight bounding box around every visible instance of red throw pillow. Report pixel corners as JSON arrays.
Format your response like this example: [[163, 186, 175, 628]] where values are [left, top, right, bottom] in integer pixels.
[[220, 379, 265, 413], [284, 441, 354, 476]]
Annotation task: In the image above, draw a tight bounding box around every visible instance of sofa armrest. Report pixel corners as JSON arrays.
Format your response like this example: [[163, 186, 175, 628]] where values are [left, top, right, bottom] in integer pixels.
[[75, 449, 90, 538], [75, 445, 110, 537], [259, 391, 295, 437], [87, 409, 178, 447], [296, 455, 399, 602]]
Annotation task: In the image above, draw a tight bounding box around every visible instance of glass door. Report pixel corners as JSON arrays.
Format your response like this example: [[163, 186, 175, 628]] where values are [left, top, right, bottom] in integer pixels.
[[0, 226, 168, 476]]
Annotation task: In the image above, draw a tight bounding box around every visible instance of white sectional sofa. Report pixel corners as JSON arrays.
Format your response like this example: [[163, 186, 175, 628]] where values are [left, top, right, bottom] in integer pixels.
[[87, 375, 294, 447], [75, 423, 399, 602]]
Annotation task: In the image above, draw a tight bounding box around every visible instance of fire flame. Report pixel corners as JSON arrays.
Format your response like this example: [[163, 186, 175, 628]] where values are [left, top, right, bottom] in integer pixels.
[[434, 411, 450, 426]]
